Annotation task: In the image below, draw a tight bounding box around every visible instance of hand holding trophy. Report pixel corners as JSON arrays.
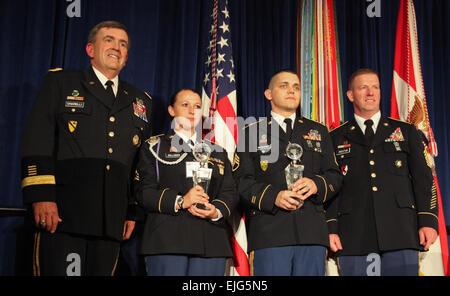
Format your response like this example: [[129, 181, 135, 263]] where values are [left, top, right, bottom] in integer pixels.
[[192, 142, 213, 210], [285, 142, 305, 209]]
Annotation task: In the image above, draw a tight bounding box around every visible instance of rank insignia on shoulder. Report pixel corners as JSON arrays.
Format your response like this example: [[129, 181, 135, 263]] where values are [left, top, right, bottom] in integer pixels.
[[68, 121, 77, 133], [133, 98, 148, 122], [385, 127, 405, 142]]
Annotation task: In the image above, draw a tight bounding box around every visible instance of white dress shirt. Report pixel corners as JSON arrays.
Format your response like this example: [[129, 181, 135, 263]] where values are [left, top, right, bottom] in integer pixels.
[[354, 111, 381, 135], [92, 66, 119, 97], [271, 111, 296, 133]]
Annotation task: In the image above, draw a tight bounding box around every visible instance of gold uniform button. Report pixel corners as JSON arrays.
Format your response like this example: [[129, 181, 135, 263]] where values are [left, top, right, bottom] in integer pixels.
[[109, 116, 115, 123], [372, 186, 378, 192], [109, 131, 115, 137], [370, 149, 374, 154], [369, 160, 375, 165], [108, 148, 113, 154], [371, 173, 377, 178], [71, 108, 76, 112], [106, 165, 111, 171]]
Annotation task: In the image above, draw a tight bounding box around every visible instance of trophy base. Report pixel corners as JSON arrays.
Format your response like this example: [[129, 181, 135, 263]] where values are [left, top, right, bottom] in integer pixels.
[[292, 197, 304, 209], [195, 203, 211, 210]]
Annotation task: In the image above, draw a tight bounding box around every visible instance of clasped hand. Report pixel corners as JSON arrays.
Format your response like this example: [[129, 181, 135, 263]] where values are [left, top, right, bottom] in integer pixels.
[[275, 177, 318, 211], [182, 185, 218, 219]]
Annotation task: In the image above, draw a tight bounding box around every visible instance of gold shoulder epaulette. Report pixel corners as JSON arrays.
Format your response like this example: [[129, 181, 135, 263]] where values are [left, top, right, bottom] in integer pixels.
[[144, 92, 152, 100], [302, 117, 326, 127], [330, 121, 349, 132], [244, 118, 266, 129], [146, 134, 164, 144], [48, 68, 63, 72], [388, 117, 410, 124]]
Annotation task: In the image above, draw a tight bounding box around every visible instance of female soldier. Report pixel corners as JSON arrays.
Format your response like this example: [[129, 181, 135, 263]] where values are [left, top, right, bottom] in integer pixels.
[[135, 88, 236, 276]]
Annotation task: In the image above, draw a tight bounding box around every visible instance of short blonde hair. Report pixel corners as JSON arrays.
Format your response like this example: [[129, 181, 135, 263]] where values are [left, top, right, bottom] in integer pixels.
[[348, 68, 379, 90]]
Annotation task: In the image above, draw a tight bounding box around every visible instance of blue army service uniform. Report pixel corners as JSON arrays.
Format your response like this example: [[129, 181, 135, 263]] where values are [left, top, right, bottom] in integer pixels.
[[21, 68, 152, 275], [134, 133, 237, 276], [233, 116, 342, 275], [327, 116, 438, 275]]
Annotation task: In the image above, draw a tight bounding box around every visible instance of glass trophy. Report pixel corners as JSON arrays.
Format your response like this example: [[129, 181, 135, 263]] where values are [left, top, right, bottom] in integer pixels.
[[192, 142, 213, 206], [285, 142, 305, 209]]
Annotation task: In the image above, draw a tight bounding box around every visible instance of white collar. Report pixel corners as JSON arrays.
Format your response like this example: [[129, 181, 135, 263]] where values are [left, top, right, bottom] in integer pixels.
[[175, 130, 198, 146], [354, 111, 381, 134], [270, 111, 296, 132], [92, 66, 119, 96]]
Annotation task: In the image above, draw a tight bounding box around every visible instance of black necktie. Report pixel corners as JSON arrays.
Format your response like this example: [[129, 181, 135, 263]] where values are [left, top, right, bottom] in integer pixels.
[[364, 119, 374, 144], [105, 80, 115, 100], [284, 118, 293, 138]]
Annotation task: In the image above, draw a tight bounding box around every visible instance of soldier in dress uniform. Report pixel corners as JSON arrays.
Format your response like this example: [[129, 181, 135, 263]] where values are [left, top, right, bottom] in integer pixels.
[[21, 21, 152, 276], [135, 88, 236, 276], [327, 68, 438, 276], [233, 70, 342, 276]]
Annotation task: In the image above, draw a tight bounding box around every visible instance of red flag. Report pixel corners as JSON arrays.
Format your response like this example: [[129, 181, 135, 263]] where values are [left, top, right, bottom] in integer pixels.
[[201, 0, 249, 276], [391, 0, 448, 276]]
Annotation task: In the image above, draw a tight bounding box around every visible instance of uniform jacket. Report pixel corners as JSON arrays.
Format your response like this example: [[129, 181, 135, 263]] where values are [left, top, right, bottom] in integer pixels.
[[21, 68, 152, 241], [135, 133, 237, 258], [327, 116, 438, 256], [233, 116, 342, 251]]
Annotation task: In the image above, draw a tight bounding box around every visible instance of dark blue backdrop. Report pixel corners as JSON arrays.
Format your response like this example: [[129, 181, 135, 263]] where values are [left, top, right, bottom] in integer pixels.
[[0, 0, 448, 275]]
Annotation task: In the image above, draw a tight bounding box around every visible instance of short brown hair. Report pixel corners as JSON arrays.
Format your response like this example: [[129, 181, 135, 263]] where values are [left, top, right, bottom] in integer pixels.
[[268, 69, 298, 89], [348, 68, 379, 90], [87, 21, 130, 50]]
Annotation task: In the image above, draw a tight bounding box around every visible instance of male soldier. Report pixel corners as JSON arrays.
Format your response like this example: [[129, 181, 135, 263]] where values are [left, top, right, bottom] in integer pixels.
[[233, 70, 342, 275], [327, 68, 438, 275], [21, 21, 152, 276]]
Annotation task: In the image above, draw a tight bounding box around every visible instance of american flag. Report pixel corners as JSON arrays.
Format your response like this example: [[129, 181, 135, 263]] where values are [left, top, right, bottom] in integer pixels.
[[201, 0, 249, 276]]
